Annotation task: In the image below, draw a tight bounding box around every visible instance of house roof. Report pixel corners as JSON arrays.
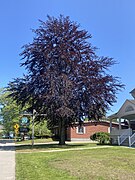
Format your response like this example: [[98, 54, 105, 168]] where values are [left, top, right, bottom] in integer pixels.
[[108, 99, 135, 120], [130, 89, 135, 99], [74, 120, 123, 127]]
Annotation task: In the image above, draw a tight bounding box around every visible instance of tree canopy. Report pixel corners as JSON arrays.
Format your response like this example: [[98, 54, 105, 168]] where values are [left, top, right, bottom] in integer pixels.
[[8, 15, 124, 144]]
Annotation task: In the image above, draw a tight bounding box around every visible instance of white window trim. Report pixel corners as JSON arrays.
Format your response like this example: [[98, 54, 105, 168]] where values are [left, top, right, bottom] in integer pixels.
[[76, 126, 86, 134]]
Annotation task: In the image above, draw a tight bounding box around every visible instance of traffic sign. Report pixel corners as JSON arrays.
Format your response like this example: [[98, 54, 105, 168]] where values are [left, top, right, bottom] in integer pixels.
[[14, 124, 19, 129], [20, 117, 30, 126], [19, 127, 29, 132]]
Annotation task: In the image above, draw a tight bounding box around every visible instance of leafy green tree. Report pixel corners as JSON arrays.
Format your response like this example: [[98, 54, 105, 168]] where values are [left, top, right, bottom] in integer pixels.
[[8, 15, 124, 145], [0, 88, 21, 136], [34, 121, 52, 138], [0, 88, 51, 139]]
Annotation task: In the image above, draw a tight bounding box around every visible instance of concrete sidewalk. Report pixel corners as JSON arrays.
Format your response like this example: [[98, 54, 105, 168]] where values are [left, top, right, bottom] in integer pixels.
[[0, 143, 15, 180]]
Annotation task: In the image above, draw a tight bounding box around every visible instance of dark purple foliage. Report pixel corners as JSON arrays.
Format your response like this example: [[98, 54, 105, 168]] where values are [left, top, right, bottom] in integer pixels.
[[8, 15, 124, 144]]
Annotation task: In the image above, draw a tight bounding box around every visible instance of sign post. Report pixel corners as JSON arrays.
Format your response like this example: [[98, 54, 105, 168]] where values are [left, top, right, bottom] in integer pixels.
[[14, 123, 19, 141], [32, 109, 36, 147], [19, 116, 30, 141], [20, 109, 46, 147]]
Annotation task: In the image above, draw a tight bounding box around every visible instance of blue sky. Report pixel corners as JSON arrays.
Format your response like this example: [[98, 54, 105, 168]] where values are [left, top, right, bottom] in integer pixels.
[[0, 0, 135, 115]]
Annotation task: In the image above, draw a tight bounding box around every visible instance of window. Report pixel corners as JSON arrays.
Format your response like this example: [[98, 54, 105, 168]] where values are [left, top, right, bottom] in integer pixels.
[[76, 126, 85, 134], [125, 105, 134, 112]]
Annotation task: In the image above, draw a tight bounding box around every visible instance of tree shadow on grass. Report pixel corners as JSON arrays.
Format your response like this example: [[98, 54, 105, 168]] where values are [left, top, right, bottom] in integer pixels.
[[15, 143, 91, 151]]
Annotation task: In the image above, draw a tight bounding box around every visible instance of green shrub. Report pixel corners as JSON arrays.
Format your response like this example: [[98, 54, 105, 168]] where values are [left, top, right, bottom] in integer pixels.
[[90, 132, 110, 144]]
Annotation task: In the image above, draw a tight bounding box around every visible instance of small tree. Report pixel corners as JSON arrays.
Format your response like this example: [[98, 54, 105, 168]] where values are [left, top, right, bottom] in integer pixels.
[[34, 121, 52, 138], [8, 15, 124, 145]]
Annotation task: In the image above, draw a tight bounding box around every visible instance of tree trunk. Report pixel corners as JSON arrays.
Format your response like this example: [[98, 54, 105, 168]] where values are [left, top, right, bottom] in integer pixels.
[[59, 118, 66, 145]]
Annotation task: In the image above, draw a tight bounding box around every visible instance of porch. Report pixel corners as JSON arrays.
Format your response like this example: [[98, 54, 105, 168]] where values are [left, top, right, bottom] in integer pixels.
[[109, 90, 135, 147]]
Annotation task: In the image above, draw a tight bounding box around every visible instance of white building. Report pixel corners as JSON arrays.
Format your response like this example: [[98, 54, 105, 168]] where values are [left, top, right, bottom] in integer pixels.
[[109, 89, 135, 147]]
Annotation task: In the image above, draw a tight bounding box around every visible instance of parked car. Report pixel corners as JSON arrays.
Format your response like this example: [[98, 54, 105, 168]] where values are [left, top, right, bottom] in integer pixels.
[[24, 135, 30, 140], [2, 135, 11, 139]]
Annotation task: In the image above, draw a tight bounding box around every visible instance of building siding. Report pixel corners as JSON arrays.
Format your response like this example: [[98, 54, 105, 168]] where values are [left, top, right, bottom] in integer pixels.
[[67, 121, 119, 141]]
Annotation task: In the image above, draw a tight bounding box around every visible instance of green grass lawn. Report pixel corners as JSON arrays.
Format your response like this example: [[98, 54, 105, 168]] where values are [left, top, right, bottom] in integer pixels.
[[15, 138, 54, 144], [16, 145, 135, 180]]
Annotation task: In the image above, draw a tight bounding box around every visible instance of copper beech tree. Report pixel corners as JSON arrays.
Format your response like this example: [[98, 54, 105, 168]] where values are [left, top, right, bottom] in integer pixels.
[[8, 15, 124, 145]]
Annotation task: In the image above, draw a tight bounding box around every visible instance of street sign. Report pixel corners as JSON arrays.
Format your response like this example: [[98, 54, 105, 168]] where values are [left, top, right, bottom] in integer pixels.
[[20, 117, 30, 126], [19, 127, 29, 132], [14, 124, 19, 129]]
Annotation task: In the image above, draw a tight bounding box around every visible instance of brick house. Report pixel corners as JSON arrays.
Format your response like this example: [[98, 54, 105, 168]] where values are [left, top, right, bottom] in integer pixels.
[[53, 121, 124, 141]]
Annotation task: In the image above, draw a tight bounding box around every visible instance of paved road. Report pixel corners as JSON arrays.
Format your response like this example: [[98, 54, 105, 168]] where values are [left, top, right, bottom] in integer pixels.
[[0, 143, 15, 180]]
